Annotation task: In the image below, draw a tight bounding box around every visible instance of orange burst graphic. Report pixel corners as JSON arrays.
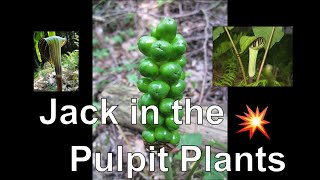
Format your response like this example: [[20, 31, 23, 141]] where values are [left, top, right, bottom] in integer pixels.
[[236, 105, 270, 140]]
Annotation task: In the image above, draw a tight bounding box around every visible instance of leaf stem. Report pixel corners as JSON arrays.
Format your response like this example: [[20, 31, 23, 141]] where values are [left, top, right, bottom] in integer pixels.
[[224, 27, 247, 85], [164, 154, 174, 180], [193, 168, 204, 175], [186, 155, 204, 180], [208, 139, 227, 152], [256, 27, 276, 81]]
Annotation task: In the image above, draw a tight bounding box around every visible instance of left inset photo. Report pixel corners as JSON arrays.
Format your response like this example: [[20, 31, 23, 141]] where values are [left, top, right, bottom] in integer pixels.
[[33, 31, 79, 92]]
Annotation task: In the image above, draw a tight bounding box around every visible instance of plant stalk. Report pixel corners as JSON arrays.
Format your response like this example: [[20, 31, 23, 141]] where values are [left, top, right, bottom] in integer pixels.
[[248, 77, 253, 84], [256, 27, 276, 81], [56, 75, 62, 91], [164, 154, 174, 180], [224, 27, 247, 85], [208, 139, 227, 152], [186, 155, 204, 180]]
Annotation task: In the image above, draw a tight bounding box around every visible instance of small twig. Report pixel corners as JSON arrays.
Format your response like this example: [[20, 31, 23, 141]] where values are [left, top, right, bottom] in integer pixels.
[[115, 124, 150, 178], [164, 3, 170, 17], [209, 17, 227, 26], [256, 27, 276, 81], [224, 27, 247, 85], [93, 15, 105, 22], [149, 10, 198, 18], [198, 9, 210, 105], [92, 0, 107, 11], [104, 14, 127, 25], [104, 11, 130, 18], [185, 36, 207, 42], [204, 0, 222, 11], [195, 2, 200, 10], [187, 48, 203, 57], [203, 82, 213, 101], [115, 124, 133, 152], [178, 2, 183, 14]]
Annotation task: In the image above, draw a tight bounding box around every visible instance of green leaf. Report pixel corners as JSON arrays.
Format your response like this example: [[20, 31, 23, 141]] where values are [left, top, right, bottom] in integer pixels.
[[127, 28, 135, 37], [96, 80, 109, 90], [92, 38, 99, 45], [213, 27, 225, 41], [126, 73, 138, 83], [35, 41, 42, 62], [128, 45, 138, 51], [93, 66, 104, 73], [203, 155, 227, 180], [34, 32, 44, 62], [110, 66, 124, 73], [93, 49, 109, 59], [104, 36, 109, 43], [34, 31, 44, 41], [252, 27, 284, 49], [185, 71, 192, 77], [93, 120, 100, 131], [175, 133, 202, 160], [213, 32, 243, 59], [191, 81, 197, 88], [124, 13, 135, 24], [47, 31, 56, 37], [93, 101, 101, 111], [239, 36, 258, 54], [157, 0, 173, 7], [213, 27, 234, 41], [112, 35, 123, 44]]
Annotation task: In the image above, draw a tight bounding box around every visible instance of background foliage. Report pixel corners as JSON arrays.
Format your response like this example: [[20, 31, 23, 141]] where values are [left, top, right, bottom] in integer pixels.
[[213, 26, 293, 87]]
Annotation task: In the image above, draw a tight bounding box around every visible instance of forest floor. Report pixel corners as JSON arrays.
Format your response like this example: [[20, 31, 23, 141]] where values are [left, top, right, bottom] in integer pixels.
[[92, 0, 227, 179], [34, 62, 79, 92]]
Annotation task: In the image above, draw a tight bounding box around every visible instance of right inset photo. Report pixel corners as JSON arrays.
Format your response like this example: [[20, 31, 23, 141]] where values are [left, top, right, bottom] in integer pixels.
[[213, 26, 293, 87]]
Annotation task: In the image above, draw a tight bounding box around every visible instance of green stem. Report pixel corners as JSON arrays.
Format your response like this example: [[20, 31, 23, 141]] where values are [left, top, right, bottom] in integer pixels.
[[186, 155, 204, 180], [193, 168, 204, 175], [164, 154, 174, 180], [224, 27, 247, 85], [35, 41, 42, 63], [208, 139, 227, 152], [256, 26, 276, 81]]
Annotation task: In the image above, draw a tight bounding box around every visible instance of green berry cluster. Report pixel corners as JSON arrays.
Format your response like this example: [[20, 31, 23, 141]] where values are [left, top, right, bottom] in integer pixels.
[[137, 18, 187, 145]]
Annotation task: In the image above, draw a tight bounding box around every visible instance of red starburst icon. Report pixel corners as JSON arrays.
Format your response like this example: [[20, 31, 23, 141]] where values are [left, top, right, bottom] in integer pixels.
[[236, 105, 270, 140]]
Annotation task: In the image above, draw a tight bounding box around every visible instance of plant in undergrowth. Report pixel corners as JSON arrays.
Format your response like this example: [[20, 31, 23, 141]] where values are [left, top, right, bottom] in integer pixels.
[[137, 17, 188, 179], [62, 50, 79, 71], [173, 133, 227, 180], [38, 35, 67, 91], [34, 31, 79, 91], [213, 26, 292, 87]]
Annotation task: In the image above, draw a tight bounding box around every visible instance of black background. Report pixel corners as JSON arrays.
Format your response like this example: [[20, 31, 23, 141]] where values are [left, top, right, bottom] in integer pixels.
[[20, 0, 305, 179], [228, 88, 292, 179], [228, 0, 303, 179], [28, 0, 92, 179]]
